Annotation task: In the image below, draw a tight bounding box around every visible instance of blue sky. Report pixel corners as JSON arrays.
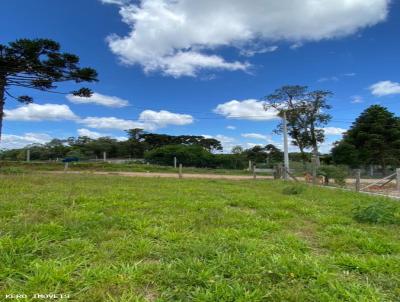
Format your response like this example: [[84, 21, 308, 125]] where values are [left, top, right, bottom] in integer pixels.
[[1, 0, 399, 152]]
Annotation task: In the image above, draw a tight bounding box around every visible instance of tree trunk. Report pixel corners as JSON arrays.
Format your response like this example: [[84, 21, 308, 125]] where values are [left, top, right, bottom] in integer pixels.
[[312, 145, 320, 167], [0, 78, 5, 142]]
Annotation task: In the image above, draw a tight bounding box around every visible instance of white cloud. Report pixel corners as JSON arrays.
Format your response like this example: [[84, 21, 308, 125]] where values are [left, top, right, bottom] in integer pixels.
[[344, 72, 356, 77], [318, 76, 339, 83], [101, 0, 128, 5], [106, 0, 388, 77], [138, 110, 194, 128], [77, 128, 105, 138], [241, 133, 269, 140], [351, 95, 364, 103], [240, 45, 278, 57], [4, 103, 78, 121], [67, 92, 129, 108], [0, 133, 52, 149], [321, 127, 347, 136], [79, 117, 144, 130], [369, 80, 400, 96], [290, 42, 303, 50], [226, 125, 236, 130], [214, 99, 278, 121], [79, 110, 193, 131]]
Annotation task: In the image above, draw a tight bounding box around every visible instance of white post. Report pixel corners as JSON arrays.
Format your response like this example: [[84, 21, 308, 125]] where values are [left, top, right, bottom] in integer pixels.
[[26, 149, 30, 162], [179, 164, 183, 179], [103, 151, 107, 162], [396, 168, 400, 192], [174, 157, 177, 169], [248, 160, 252, 171], [283, 111, 289, 180], [64, 162, 69, 172], [253, 164, 256, 180]]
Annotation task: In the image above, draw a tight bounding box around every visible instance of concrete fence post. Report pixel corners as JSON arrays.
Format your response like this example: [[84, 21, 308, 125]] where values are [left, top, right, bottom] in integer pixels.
[[253, 164, 256, 180], [179, 164, 183, 179], [355, 169, 361, 192], [64, 162, 69, 172], [103, 152, 107, 162], [174, 157, 177, 169], [248, 160, 252, 171], [396, 168, 400, 192]]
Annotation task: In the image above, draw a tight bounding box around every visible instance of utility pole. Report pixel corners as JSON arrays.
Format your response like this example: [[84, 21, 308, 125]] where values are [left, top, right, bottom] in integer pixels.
[[282, 111, 289, 180]]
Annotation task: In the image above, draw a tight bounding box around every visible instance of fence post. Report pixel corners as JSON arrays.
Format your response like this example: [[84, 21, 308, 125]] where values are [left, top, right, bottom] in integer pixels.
[[396, 168, 400, 192], [248, 160, 252, 171], [253, 164, 256, 180], [103, 152, 107, 162], [312, 156, 317, 185], [179, 164, 183, 179], [64, 162, 69, 172], [174, 157, 177, 169], [26, 149, 30, 162], [355, 169, 361, 192]]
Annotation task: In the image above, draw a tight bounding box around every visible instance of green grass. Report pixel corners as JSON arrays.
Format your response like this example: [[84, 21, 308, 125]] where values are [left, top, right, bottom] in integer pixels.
[[0, 174, 399, 301], [0, 161, 254, 176]]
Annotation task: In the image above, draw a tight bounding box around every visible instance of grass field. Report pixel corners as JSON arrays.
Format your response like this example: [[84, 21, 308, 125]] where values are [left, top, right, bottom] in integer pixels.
[[0, 174, 399, 301], [0, 161, 254, 176]]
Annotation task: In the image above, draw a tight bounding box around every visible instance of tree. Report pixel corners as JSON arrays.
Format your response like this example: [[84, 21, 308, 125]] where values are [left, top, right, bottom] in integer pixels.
[[332, 105, 400, 171], [0, 38, 98, 139], [266, 85, 332, 166], [231, 145, 243, 154]]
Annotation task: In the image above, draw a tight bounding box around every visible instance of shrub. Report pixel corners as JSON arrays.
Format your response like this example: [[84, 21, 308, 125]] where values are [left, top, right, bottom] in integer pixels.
[[318, 165, 347, 186], [353, 201, 399, 224], [144, 145, 216, 168], [282, 184, 305, 195]]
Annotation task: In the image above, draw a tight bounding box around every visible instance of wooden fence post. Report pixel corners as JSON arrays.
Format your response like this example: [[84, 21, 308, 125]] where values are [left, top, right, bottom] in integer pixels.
[[179, 164, 183, 179], [355, 169, 361, 192], [253, 164, 256, 180], [396, 168, 400, 192]]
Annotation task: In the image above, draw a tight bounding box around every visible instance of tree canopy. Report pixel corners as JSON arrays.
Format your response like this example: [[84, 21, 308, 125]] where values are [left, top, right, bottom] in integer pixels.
[[265, 85, 332, 165], [332, 105, 400, 169], [0, 38, 98, 139]]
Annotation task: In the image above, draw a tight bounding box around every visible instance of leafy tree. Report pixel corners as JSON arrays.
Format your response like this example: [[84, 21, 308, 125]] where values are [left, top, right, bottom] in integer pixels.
[[0, 38, 98, 139], [332, 105, 400, 170], [231, 145, 244, 154], [266, 85, 332, 166]]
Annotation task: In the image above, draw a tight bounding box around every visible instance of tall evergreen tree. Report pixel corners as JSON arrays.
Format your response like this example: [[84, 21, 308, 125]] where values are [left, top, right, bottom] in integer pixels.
[[0, 38, 98, 139], [332, 105, 400, 170]]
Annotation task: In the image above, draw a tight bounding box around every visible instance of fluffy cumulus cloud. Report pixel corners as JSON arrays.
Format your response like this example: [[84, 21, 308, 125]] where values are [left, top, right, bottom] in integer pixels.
[[79, 117, 143, 130], [4, 103, 78, 121], [369, 81, 400, 96], [80, 110, 193, 131], [0, 133, 52, 149], [104, 0, 389, 77], [77, 128, 105, 138], [214, 99, 278, 121], [138, 110, 193, 128], [67, 92, 129, 108]]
